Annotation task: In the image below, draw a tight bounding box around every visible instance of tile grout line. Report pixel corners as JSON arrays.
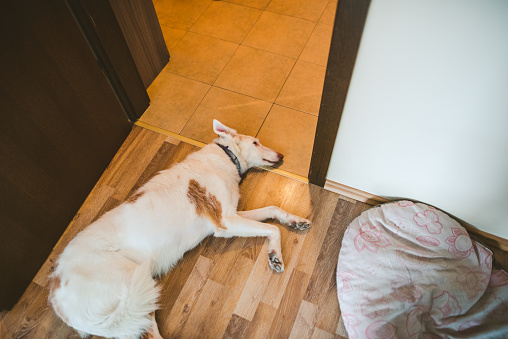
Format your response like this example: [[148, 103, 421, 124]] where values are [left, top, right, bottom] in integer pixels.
[[165, 1, 231, 134], [269, 0, 331, 102], [262, 8, 319, 24], [247, 1, 314, 139], [258, 0, 334, 126], [292, 0, 336, 67], [172, 1, 301, 139], [165, 28, 329, 69], [157, 51, 324, 108], [161, 1, 247, 134], [210, 0, 273, 13], [187, 1, 213, 33], [163, 4, 222, 135], [208, 85, 272, 105], [239, 6, 263, 46], [151, 65, 319, 119], [134, 120, 309, 184], [178, 83, 213, 135], [210, 42, 242, 88], [179, 44, 243, 135], [254, 102, 274, 138], [263, 3, 330, 118], [156, 0, 333, 64]]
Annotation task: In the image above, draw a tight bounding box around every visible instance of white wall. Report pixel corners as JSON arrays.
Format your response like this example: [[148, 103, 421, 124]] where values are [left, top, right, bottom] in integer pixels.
[[326, 0, 508, 239]]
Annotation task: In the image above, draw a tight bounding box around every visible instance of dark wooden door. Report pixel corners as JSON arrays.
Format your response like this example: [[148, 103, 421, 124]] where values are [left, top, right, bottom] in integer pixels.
[[308, 0, 371, 186], [0, 0, 132, 309], [109, 0, 170, 90]]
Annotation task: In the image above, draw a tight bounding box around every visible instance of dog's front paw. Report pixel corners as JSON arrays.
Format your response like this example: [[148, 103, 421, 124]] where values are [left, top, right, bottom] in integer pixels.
[[268, 250, 284, 273], [289, 218, 311, 231]]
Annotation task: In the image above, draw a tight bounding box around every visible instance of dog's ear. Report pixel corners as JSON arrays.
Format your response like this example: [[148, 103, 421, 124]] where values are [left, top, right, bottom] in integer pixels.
[[213, 119, 237, 138]]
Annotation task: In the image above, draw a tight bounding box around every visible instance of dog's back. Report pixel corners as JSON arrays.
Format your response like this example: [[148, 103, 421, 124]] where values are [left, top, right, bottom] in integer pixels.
[[49, 143, 239, 337], [49, 120, 302, 338]]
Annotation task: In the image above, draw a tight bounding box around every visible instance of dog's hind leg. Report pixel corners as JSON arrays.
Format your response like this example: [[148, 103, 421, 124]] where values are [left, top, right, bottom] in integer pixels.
[[138, 312, 162, 339], [238, 206, 311, 231], [215, 215, 285, 272], [149, 312, 163, 339]]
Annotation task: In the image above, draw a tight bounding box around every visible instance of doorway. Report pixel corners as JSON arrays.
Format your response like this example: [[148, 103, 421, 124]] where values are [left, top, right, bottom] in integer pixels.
[[138, 0, 337, 178]]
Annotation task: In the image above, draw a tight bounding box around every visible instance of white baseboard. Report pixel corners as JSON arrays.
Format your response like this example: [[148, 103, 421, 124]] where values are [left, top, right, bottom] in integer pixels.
[[324, 180, 508, 251], [324, 180, 390, 205]]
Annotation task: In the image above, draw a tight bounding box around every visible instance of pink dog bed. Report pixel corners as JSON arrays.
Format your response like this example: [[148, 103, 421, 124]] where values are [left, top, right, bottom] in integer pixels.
[[337, 201, 508, 338]]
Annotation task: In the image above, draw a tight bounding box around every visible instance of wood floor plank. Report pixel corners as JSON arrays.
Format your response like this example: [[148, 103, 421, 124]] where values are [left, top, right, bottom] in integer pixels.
[[259, 179, 314, 311], [305, 199, 372, 334], [222, 314, 250, 339], [128, 140, 199, 197], [310, 327, 336, 339], [160, 255, 214, 338], [209, 255, 256, 339], [233, 241, 272, 321], [156, 238, 211, 321], [295, 185, 340, 275], [201, 237, 247, 271], [234, 170, 320, 315], [1, 282, 77, 339], [237, 170, 314, 262], [2, 282, 45, 338], [288, 300, 319, 339], [179, 278, 225, 338], [206, 238, 249, 286], [304, 198, 357, 305], [268, 268, 311, 338], [178, 254, 256, 339], [104, 126, 166, 200], [315, 282, 343, 335], [239, 236, 266, 262], [127, 140, 179, 195], [261, 227, 306, 309], [239, 170, 313, 219], [92, 196, 122, 222], [242, 302, 277, 339]]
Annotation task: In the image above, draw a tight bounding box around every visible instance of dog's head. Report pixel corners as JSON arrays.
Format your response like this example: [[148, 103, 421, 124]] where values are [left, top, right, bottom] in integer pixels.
[[213, 119, 283, 170]]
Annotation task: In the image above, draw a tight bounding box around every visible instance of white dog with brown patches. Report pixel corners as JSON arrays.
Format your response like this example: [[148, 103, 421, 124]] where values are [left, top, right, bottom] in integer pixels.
[[49, 120, 311, 339]]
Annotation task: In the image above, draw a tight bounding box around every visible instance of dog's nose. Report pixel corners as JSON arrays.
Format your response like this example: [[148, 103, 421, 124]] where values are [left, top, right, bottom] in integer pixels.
[[278, 153, 284, 161]]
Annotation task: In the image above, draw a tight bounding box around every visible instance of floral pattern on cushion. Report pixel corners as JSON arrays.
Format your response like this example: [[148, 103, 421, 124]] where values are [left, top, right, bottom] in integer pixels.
[[337, 201, 508, 338]]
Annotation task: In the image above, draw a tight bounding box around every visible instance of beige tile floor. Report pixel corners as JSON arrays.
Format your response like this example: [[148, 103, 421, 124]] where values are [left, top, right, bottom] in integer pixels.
[[141, 0, 337, 177]]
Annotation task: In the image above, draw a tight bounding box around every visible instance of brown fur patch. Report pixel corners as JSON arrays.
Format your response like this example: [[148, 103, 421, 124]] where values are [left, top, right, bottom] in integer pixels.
[[141, 312, 157, 339], [50, 275, 61, 292], [49, 275, 70, 324], [141, 327, 155, 339], [187, 179, 226, 230], [126, 191, 144, 203]]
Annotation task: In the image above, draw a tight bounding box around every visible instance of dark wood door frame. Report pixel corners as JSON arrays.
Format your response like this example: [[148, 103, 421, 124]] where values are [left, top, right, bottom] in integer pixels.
[[67, 0, 150, 121], [308, 0, 371, 186], [0, 0, 133, 310]]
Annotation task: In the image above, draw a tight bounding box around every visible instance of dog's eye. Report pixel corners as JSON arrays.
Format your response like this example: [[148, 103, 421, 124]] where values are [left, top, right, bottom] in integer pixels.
[[253, 141, 258, 146]]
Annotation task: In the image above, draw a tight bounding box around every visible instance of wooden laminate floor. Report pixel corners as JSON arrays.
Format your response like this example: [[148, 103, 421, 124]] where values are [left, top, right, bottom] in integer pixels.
[[1, 126, 371, 339]]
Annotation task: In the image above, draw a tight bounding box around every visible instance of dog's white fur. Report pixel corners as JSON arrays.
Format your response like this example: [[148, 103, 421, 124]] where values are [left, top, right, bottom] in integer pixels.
[[49, 120, 311, 338]]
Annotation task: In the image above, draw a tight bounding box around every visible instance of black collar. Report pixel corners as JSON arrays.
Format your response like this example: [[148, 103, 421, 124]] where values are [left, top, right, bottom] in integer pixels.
[[216, 143, 243, 178]]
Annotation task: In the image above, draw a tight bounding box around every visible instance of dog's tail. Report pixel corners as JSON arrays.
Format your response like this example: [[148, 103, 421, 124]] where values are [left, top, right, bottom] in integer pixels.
[[97, 261, 160, 337]]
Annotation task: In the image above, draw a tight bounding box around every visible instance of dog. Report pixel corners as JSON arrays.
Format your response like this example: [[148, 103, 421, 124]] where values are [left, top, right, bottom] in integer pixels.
[[49, 120, 311, 338]]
